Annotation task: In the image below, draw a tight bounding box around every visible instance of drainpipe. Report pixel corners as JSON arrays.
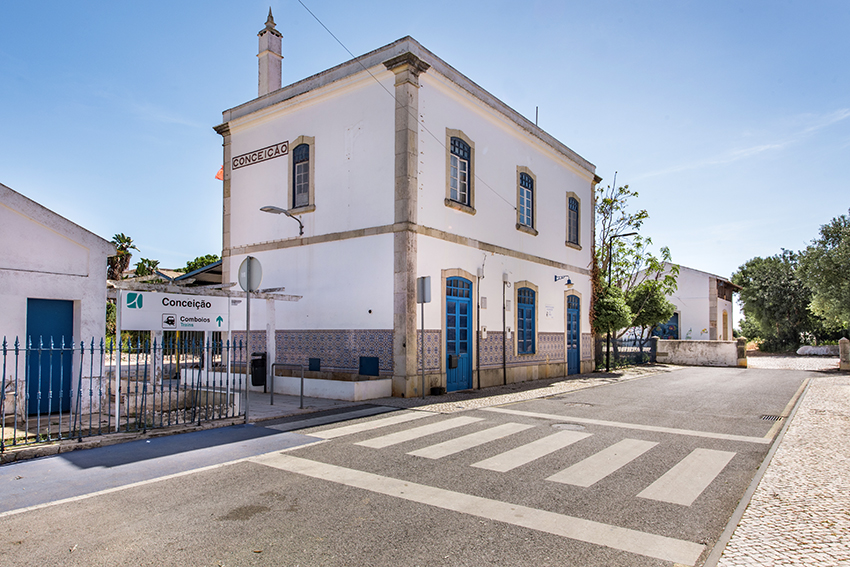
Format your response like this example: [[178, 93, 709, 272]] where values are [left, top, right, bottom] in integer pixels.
[[476, 263, 484, 390], [502, 273, 508, 386]]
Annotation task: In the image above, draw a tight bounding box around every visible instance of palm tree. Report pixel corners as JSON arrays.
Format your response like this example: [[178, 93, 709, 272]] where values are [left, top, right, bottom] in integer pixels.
[[134, 257, 160, 277], [107, 233, 138, 280]]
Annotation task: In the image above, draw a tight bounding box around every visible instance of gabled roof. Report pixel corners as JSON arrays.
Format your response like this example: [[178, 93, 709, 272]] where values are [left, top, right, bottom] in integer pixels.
[[0, 182, 115, 257], [216, 36, 595, 176], [174, 260, 223, 286]]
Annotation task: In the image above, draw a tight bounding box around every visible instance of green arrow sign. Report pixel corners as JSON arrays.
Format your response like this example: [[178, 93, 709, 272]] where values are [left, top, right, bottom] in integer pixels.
[[216, 315, 224, 328]]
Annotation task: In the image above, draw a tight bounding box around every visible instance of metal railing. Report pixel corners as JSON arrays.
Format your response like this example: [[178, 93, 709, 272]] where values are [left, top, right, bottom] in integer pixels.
[[1, 336, 246, 452], [596, 336, 657, 370]]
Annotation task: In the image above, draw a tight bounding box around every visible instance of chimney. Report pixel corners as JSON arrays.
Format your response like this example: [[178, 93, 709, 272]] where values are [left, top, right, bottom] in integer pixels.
[[257, 8, 283, 96]]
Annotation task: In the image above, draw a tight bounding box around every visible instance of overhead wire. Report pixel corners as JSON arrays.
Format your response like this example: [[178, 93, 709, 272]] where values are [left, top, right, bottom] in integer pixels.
[[296, 0, 516, 211]]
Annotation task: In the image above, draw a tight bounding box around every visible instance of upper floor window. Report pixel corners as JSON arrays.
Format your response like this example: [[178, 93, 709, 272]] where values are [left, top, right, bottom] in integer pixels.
[[288, 136, 315, 213], [517, 287, 536, 354], [450, 137, 470, 206], [445, 129, 475, 215], [293, 143, 310, 208], [567, 195, 580, 247], [519, 173, 533, 227]]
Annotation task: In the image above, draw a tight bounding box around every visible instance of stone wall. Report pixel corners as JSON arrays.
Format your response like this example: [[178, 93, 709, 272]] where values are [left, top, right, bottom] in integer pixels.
[[656, 338, 744, 367]]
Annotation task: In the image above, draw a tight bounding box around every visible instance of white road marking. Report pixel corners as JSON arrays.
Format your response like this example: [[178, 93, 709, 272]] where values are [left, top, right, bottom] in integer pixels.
[[637, 448, 736, 506], [472, 430, 592, 472], [408, 422, 534, 459], [310, 410, 430, 439], [355, 416, 484, 448], [250, 453, 705, 565], [547, 439, 658, 487], [483, 407, 771, 444]]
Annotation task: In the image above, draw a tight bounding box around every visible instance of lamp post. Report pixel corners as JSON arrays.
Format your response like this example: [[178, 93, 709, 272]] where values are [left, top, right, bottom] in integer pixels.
[[605, 232, 637, 372], [260, 205, 304, 236]]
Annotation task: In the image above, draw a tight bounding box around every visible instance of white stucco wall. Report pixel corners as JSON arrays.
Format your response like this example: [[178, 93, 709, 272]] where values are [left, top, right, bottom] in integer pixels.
[[0, 189, 113, 343], [227, 72, 396, 248], [417, 72, 594, 262], [227, 234, 394, 330], [668, 267, 712, 340]]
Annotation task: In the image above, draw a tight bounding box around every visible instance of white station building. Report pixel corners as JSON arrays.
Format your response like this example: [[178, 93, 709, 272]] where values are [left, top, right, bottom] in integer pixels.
[[215, 13, 599, 397]]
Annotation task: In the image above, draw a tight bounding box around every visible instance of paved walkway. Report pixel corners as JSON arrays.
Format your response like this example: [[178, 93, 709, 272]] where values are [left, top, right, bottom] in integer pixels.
[[714, 367, 850, 566]]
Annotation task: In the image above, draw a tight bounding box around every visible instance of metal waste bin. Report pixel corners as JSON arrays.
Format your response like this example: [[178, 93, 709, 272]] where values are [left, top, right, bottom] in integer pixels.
[[251, 352, 267, 387]]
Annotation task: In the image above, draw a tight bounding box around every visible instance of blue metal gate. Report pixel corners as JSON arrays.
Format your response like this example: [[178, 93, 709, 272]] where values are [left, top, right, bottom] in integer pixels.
[[446, 277, 472, 391], [567, 295, 580, 375], [26, 298, 74, 414]]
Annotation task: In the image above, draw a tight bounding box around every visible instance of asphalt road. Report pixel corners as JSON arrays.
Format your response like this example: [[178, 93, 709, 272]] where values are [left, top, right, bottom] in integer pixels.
[[0, 367, 809, 567]]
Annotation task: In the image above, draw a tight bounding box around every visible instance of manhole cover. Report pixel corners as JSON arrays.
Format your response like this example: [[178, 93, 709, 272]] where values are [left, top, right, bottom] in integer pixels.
[[552, 423, 587, 431], [562, 402, 593, 408]]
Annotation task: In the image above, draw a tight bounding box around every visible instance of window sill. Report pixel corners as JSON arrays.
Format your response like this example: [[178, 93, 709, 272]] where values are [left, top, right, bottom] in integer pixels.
[[516, 224, 538, 236], [444, 199, 476, 215], [565, 241, 582, 251], [289, 204, 316, 216]]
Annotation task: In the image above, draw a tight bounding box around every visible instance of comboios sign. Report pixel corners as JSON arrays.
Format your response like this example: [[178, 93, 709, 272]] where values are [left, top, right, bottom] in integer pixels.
[[119, 291, 229, 332]]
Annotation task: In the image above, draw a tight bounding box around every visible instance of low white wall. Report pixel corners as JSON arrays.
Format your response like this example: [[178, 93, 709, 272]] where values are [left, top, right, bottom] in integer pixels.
[[656, 339, 739, 367], [269, 375, 392, 402]]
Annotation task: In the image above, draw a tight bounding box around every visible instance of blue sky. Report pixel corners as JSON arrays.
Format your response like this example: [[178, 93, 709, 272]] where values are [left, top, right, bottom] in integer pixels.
[[1, 1, 848, 311]]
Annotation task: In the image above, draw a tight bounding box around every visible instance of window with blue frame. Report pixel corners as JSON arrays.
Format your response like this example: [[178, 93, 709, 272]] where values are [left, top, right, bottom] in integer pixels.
[[449, 137, 471, 206], [519, 172, 533, 227], [517, 287, 535, 354], [293, 143, 310, 208]]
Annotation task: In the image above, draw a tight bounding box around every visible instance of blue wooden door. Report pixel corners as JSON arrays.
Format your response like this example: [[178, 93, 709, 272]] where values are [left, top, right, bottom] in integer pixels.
[[26, 299, 74, 414], [446, 277, 472, 391], [567, 295, 580, 375]]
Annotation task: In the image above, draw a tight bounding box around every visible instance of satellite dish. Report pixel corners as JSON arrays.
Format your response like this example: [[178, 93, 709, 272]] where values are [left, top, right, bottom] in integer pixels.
[[238, 256, 263, 292]]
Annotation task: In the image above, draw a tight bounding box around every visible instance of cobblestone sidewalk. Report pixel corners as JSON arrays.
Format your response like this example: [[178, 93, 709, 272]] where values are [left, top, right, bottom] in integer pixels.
[[715, 373, 850, 566]]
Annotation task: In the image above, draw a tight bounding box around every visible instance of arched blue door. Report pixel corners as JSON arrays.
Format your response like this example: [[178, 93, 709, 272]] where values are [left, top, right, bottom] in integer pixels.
[[567, 295, 580, 375], [446, 277, 472, 391]]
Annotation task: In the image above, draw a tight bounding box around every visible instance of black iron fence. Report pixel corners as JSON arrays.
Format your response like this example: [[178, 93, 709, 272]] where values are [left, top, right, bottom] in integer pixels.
[[595, 336, 657, 370], [1, 336, 246, 452]]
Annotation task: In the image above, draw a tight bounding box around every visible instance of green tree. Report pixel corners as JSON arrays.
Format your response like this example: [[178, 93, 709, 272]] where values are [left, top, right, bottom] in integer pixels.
[[798, 211, 850, 329], [627, 280, 677, 339], [182, 254, 220, 274], [732, 250, 825, 351], [107, 233, 137, 280], [134, 257, 160, 277], [594, 285, 632, 335], [592, 180, 678, 336]]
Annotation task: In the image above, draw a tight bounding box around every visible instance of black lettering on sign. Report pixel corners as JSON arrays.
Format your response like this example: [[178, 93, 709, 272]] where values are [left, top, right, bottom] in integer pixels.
[[232, 141, 289, 170]]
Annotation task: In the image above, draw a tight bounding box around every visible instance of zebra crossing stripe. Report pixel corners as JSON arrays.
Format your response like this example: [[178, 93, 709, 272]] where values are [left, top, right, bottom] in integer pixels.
[[472, 430, 592, 472], [637, 448, 736, 506], [355, 416, 484, 449], [408, 423, 534, 459], [482, 407, 771, 444], [311, 411, 430, 439], [547, 438, 658, 487], [250, 453, 705, 565]]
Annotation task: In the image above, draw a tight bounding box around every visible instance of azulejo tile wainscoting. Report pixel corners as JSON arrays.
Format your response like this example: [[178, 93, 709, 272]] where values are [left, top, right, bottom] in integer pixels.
[[275, 330, 394, 375]]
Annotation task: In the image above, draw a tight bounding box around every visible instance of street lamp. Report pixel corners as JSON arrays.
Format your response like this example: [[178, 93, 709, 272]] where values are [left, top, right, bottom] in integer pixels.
[[260, 205, 304, 236], [605, 231, 638, 372]]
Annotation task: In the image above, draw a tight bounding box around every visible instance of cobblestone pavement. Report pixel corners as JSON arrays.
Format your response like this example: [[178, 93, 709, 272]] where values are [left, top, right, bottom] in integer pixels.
[[715, 371, 850, 566]]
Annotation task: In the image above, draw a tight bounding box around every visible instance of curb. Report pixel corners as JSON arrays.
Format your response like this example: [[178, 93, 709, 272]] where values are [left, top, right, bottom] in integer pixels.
[[701, 377, 813, 567]]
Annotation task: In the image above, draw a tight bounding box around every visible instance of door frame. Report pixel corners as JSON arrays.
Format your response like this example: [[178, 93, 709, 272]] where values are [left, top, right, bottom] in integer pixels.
[[441, 268, 477, 390]]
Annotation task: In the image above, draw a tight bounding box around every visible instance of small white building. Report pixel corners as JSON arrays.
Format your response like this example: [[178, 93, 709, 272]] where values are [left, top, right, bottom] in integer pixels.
[[653, 264, 740, 341], [214, 14, 599, 397], [0, 182, 115, 413]]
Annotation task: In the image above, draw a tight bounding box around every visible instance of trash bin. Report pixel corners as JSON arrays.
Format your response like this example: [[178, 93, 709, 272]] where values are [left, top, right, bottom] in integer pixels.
[[251, 352, 267, 387]]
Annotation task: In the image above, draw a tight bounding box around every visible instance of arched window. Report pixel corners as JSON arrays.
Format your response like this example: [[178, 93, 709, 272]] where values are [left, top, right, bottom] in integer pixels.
[[519, 172, 533, 227], [517, 287, 535, 354], [568, 197, 579, 245], [293, 143, 310, 208], [449, 137, 470, 206]]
